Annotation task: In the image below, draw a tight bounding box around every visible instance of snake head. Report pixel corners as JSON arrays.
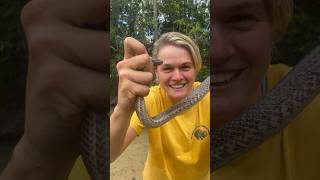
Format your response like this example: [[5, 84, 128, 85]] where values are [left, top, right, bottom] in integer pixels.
[[151, 59, 163, 66]]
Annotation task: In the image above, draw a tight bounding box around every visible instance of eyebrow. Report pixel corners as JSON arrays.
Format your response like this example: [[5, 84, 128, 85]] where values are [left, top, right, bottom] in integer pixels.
[[222, 1, 265, 13], [161, 62, 193, 67]]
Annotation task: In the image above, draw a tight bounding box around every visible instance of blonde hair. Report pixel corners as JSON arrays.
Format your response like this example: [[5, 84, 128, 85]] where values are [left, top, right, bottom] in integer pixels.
[[153, 32, 202, 74], [264, 0, 294, 41]]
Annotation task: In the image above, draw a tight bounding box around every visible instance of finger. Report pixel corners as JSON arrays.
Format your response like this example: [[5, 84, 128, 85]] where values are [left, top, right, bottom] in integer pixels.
[[59, 65, 108, 110], [118, 69, 153, 85], [120, 80, 150, 98], [24, 0, 108, 26], [77, 70, 108, 110], [22, 0, 109, 72], [51, 60, 108, 110], [57, 26, 108, 72], [59, 60, 108, 110], [24, 20, 108, 72], [118, 54, 152, 71], [25, 54, 108, 124], [116, 80, 150, 110], [123, 37, 147, 59]]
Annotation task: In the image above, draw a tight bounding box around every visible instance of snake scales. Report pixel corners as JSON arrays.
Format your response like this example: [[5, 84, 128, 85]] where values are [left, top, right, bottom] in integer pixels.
[[79, 45, 320, 179], [135, 75, 210, 128], [211, 45, 320, 172]]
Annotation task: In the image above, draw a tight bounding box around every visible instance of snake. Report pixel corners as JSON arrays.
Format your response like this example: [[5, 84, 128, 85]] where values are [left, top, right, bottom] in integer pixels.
[[211, 45, 320, 172], [80, 111, 109, 180], [78, 45, 320, 179], [78, 58, 210, 179], [135, 74, 211, 128], [134, 59, 210, 128]]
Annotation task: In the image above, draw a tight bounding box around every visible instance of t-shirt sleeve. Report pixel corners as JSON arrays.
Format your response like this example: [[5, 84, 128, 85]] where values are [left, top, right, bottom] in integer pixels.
[[129, 86, 160, 136], [68, 156, 91, 180]]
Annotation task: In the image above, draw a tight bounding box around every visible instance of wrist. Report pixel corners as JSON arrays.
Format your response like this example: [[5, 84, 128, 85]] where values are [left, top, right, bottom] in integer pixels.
[[1, 135, 78, 180], [112, 104, 134, 118]]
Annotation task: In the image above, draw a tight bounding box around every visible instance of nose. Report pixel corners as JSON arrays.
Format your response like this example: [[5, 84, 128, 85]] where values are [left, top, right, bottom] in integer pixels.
[[211, 25, 236, 68], [171, 69, 184, 81]]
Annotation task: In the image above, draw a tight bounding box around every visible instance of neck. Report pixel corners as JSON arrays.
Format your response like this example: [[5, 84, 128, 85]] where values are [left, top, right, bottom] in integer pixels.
[[212, 84, 264, 129]]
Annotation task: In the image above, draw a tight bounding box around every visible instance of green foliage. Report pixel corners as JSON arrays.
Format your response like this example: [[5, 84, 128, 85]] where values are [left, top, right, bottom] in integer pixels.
[[110, 0, 155, 92], [158, 0, 210, 65], [0, 0, 27, 105], [0, 0, 26, 64], [110, 0, 210, 96], [1, 1, 320, 103], [273, 1, 320, 66], [197, 64, 209, 81]]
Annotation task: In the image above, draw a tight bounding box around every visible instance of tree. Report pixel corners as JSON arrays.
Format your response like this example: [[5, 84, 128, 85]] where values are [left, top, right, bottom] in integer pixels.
[[110, 0, 210, 97]]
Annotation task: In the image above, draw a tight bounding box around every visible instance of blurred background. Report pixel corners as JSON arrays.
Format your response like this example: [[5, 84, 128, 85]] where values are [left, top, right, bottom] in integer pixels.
[[0, 0, 27, 171]]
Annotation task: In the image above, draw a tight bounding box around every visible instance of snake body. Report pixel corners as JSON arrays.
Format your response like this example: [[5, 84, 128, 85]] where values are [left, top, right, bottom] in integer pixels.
[[79, 66, 210, 179], [135, 75, 210, 128], [80, 111, 109, 180], [79, 46, 320, 179], [211, 45, 320, 171]]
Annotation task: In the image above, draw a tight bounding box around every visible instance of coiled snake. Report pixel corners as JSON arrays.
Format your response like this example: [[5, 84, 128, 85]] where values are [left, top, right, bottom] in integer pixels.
[[78, 46, 320, 179]]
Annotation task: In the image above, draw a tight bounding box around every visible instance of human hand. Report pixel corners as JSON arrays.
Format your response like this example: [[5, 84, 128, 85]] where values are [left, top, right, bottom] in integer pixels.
[[115, 37, 154, 114], [1, 0, 108, 179]]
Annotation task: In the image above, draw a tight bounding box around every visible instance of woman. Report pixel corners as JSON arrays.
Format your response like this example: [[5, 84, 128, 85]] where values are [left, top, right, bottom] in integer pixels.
[[110, 32, 210, 180], [212, 0, 320, 179]]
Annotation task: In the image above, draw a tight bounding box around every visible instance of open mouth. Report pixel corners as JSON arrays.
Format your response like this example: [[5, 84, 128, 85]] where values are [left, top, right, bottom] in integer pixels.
[[169, 84, 186, 89], [212, 69, 245, 87]]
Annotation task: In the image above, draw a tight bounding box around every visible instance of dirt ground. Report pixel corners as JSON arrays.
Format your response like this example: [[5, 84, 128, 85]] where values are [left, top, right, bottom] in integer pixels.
[[110, 130, 148, 180]]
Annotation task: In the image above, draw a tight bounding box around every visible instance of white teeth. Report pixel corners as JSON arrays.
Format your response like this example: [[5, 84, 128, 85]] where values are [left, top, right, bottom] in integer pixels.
[[213, 72, 237, 83], [169, 84, 185, 89]]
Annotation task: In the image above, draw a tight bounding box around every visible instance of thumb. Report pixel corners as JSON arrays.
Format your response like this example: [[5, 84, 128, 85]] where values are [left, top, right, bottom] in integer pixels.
[[123, 37, 147, 59]]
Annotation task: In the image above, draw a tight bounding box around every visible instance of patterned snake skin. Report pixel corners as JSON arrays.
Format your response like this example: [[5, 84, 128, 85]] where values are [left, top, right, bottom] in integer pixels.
[[80, 111, 109, 180], [78, 46, 320, 179], [78, 60, 210, 179], [211, 45, 320, 172], [135, 76, 210, 128]]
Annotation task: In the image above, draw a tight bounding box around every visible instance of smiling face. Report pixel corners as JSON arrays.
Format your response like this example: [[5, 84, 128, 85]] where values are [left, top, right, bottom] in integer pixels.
[[212, 0, 273, 128], [156, 45, 197, 103]]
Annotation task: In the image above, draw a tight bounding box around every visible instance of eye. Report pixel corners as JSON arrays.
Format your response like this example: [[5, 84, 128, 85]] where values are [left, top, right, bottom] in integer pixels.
[[181, 66, 191, 71], [228, 14, 258, 30], [162, 67, 173, 73]]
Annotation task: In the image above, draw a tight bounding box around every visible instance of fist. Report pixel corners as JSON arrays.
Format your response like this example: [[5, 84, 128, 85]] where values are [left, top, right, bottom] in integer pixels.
[[116, 37, 154, 112]]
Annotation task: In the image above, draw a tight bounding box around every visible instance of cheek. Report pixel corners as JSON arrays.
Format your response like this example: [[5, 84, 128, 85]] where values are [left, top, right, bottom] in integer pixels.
[[158, 73, 170, 84], [233, 22, 272, 73], [235, 22, 272, 59], [183, 70, 197, 82]]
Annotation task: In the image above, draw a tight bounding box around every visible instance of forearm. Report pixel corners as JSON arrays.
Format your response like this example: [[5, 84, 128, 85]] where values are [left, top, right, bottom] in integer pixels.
[[0, 135, 78, 180], [110, 105, 134, 162], [110, 37, 151, 162]]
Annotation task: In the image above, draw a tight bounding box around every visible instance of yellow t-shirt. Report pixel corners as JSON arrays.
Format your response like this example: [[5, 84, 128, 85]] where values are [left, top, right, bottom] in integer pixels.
[[213, 64, 320, 180], [130, 82, 210, 180], [68, 156, 91, 180]]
